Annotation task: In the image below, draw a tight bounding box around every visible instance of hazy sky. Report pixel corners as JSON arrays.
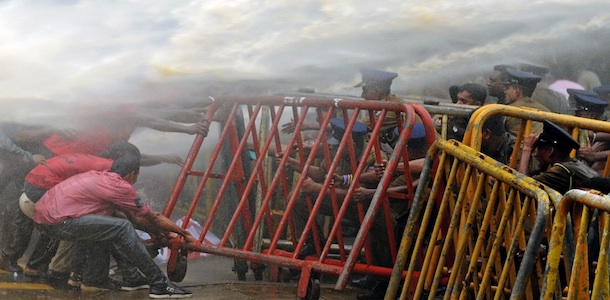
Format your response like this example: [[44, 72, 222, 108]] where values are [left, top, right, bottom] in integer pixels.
[[1, 0, 610, 118]]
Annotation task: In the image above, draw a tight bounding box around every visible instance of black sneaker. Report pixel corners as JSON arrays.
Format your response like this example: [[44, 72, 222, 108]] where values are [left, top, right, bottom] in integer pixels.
[[0, 256, 23, 273], [149, 282, 193, 298]]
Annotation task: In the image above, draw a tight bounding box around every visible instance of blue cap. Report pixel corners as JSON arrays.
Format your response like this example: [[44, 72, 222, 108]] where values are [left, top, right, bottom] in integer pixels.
[[568, 89, 608, 113], [354, 68, 398, 88], [593, 85, 610, 96], [327, 118, 368, 145], [518, 63, 549, 76], [501, 69, 542, 87], [393, 122, 426, 140], [537, 120, 580, 151]]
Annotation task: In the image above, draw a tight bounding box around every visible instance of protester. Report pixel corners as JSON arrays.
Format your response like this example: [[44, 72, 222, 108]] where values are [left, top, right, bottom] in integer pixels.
[[0, 122, 54, 273], [32, 154, 196, 298]]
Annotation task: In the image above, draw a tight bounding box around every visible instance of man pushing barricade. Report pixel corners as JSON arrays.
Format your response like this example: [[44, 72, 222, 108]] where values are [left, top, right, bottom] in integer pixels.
[[31, 152, 197, 298]]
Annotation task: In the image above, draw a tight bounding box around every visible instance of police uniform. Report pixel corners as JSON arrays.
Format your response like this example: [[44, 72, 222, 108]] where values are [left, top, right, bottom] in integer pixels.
[[292, 118, 387, 266], [531, 121, 598, 194], [489, 132, 516, 165], [502, 69, 550, 136], [568, 88, 608, 147], [323, 118, 377, 176], [592, 85, 610, 121], [356, 68, 401, 131], [520, 63, 570, 115], [387, 123, 427, 215]]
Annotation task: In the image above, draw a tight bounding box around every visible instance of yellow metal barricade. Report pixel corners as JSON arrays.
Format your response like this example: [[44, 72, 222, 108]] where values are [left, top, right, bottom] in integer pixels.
[[543, 189, 610, 300], [386, 139, 553, 300]]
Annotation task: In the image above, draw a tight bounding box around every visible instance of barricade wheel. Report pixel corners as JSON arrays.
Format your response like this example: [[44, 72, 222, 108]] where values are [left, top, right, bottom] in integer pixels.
[[297, 278, 320, 300], [168, 249, 188, 282]]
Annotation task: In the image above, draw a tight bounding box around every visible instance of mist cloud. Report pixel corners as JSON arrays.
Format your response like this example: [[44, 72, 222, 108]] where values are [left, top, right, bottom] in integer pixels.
[[0, 0, 609, 113]]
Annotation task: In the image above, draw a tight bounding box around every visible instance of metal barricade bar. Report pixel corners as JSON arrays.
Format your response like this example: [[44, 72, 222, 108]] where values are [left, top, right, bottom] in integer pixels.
[[542, 189, 610, 300]]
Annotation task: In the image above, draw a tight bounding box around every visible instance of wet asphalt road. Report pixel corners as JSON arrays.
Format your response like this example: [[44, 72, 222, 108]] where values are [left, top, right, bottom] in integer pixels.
[[0, 255, 364, 299]]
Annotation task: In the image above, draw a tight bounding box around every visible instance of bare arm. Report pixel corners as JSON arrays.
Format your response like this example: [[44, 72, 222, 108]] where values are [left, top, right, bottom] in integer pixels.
[[518, 134, 538, 175], [140, 153, 184, 167], [123, 209, 197, 243]]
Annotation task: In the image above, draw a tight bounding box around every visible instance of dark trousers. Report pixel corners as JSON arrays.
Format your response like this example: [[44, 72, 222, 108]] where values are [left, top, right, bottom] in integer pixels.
[[38, 214, 167, 287], [24, 182, 57, 271], [0, 186, 33, 261]]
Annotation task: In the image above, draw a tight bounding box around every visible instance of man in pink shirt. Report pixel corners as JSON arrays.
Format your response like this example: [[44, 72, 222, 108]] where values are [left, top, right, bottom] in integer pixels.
[[32, 154, 195, 298]]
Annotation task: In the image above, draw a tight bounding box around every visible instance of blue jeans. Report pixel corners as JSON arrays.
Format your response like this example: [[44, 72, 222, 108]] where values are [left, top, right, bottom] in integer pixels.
[[38, 214, 167, 287]]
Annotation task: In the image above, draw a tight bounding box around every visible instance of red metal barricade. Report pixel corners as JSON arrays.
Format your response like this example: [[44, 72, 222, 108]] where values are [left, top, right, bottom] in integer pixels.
[[160, 95, 436, 299]]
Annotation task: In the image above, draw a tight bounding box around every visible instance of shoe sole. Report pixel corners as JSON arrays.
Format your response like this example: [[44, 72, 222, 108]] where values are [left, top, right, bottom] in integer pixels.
[[148, 293, 193, 299], [120, 284, 150, 291], [81, 284, 118, 292], [24, 273, 42, 279]]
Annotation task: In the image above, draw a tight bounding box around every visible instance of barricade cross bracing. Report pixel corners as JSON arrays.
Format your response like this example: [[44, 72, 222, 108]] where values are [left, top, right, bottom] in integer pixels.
[[161, 95, 436, 299]]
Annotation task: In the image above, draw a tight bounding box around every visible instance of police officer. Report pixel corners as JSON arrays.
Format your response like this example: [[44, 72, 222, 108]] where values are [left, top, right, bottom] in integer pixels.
[[501, 69, 551, 136], [593, 85, 610, 121], [568, 89, 610, 173], [519, 120, 598, 194], [520, 63, 569, 115], [355, 68, 402, 156], [486, 64, 514, 104]]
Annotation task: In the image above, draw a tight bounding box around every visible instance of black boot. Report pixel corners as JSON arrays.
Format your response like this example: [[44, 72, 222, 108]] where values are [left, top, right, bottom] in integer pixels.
[[356, 280, 388, 300], [0, 256, 23, 273], [350, 275, 376, 289]]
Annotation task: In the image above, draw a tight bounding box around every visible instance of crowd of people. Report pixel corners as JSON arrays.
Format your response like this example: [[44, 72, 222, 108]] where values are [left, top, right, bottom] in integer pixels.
[[0, 103, 210, 298], [1, 61, 609, 300]]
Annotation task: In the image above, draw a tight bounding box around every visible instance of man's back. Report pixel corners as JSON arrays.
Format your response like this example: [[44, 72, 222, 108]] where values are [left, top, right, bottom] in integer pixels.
[[25, 154, 113, 190], [32, 170, 144, 225]]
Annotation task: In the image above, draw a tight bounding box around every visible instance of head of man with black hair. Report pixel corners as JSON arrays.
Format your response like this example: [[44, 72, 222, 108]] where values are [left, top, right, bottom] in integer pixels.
[[110, 154, 141, 184], [480, 114, 515, 165], [487, 64, 514, 103], [98, 141, 141, 161], [454, 83, 487, 106]]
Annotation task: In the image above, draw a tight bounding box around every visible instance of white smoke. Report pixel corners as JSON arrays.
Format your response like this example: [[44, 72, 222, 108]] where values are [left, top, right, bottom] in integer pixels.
[[0, 0, 609, 115]]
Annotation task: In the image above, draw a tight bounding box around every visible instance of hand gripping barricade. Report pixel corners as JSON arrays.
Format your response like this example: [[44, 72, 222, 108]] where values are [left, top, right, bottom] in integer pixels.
[[160, 94, 437, 299], [385, 139, 555, 299], [543, 189, 610, 300]]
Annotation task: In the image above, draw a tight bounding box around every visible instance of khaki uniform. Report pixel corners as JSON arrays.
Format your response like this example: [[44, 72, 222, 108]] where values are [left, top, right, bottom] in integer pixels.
[[488, 133, 516, 165], [505, 97, 550, 136], [532, 158, 598, 194]]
